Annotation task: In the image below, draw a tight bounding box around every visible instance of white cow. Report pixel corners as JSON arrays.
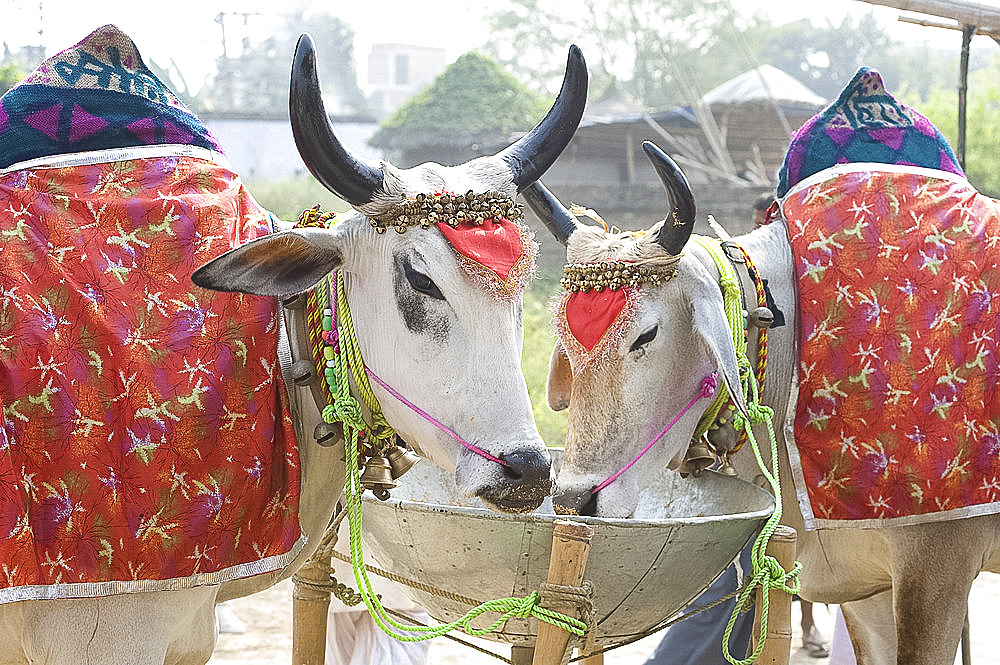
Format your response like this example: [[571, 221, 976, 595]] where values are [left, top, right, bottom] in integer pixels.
[[0, 34, 587, 665], [523, 141, 1000, 665]]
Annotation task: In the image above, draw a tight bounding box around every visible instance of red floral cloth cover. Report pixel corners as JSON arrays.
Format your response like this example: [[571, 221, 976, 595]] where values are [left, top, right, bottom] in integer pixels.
[[0, 154, 301, 600], [784, 165, 1000, 529]]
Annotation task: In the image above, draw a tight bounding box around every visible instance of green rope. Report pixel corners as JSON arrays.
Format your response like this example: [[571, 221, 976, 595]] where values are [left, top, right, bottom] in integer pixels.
[[690, 235, 802, 665], [317, 259, 588, 643]]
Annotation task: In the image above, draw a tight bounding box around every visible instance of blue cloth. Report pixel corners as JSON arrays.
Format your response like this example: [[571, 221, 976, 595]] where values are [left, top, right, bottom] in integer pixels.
[[644, 545, 754, 665]]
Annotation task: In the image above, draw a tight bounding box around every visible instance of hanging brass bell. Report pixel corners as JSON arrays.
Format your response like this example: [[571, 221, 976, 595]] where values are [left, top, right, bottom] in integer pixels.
[[386, 444, 421, 479], [718, 459, 739, 476], [684, 443, 716, 477], [359, 455, 398, 500]]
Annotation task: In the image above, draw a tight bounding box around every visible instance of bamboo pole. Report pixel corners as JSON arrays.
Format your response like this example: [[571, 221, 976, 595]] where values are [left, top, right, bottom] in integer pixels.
[[531, 520, 595, 665], [858, 0, 1000, 28], [292, 555, 334, 665], [752, 525, 796, 665]]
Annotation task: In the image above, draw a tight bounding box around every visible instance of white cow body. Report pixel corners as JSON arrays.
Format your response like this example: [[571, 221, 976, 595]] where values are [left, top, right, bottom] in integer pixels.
[[527, 142, 1000, 665], [0, 33, 587, 665]]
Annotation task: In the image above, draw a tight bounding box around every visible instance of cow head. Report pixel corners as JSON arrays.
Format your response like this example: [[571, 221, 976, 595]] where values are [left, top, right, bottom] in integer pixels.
[[193, 35, 588, 513], [524, 141, 744, 517]]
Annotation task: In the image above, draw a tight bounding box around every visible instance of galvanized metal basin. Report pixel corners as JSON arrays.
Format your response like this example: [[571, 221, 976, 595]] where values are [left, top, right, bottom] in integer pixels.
[[360, 450, 774, 648]]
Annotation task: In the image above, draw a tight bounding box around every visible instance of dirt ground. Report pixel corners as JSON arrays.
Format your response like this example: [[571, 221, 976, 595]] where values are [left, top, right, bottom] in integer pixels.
[[209, 572, 1000, 665]]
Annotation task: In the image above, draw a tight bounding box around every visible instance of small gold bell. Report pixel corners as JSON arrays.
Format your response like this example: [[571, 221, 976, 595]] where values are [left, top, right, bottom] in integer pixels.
[[359, 455, 398, 500], [386, 444, 421, 479]]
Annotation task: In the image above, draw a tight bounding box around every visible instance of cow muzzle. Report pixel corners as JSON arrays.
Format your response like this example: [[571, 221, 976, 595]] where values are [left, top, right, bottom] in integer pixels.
[[464, 446, 552, 514]]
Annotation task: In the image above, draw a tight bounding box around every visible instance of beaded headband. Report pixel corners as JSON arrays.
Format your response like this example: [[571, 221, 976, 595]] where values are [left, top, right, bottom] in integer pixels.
[[556, 256, 681, 370], [560, 257, 681, 292], [367, 190, 524, 234], [362, 190, 535, 302]]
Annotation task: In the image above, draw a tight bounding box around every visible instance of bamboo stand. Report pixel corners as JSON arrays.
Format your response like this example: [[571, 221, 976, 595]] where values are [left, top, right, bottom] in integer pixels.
[[292, 555, 334, 665], [530, 519, 595, 665], [751, 525, 796, 665]]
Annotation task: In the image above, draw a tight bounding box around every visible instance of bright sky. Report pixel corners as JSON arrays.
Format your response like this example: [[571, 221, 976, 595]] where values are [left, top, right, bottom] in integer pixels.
[[3, 0, 998, 93]]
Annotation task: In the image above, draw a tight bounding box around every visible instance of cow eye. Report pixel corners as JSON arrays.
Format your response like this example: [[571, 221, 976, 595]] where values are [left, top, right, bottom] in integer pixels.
[[629, 326, 658, 352], [404, 263, 445, 300]]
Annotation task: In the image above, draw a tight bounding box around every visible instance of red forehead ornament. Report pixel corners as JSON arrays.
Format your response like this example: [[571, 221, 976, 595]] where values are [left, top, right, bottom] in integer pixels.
[[556, 258, 680, 370], [369, 190, 535, 301]]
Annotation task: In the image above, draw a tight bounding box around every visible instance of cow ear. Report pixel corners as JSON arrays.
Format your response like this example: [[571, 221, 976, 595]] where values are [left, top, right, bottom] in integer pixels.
[[546, 342, 573, 411], [191, 227, 344, 297], [692, 303, 750, 423]]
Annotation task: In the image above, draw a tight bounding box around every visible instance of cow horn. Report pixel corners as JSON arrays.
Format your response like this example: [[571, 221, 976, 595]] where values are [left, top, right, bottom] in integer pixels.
[[521, 181, 578, 245], [499, 45, 588, 193], [290, 33, 384, 206], [643, 141, 696, 255]]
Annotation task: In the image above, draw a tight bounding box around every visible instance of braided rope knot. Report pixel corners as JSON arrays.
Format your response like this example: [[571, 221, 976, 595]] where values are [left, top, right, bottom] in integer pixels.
[[755, 555, 802, 595], [324, 399, 364, 431]]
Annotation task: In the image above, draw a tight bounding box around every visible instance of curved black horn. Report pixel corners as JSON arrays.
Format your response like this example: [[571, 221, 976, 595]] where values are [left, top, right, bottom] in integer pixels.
[[499, 45, 588, 193], [521, 181, 579, 245], [290, 33, 384, 206], [643, 141, 696, 255]]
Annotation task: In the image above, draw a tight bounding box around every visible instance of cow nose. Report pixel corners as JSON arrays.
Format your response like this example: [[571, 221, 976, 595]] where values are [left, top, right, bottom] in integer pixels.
[[501, 448, 551, 487], [553, 487, 596, 516]]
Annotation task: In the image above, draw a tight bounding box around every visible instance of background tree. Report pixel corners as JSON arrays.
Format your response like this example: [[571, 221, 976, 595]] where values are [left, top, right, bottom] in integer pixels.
[[482, 0, 958, 109], [483, 0, 741, 109], [370, 51, 549, 165], [755, 14, 956, 101], [202, 12, 370, 117], [0, 62, 24, 96], [901, 52, 1000, 195]]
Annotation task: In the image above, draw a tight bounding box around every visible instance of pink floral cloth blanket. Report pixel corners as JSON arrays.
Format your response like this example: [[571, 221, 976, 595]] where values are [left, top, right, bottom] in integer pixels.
[[784, 165, 1000, 529], [0, 154, 302, 602]]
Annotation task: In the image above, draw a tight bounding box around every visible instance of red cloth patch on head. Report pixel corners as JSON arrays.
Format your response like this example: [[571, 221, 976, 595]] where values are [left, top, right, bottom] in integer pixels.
[[564, 289, 629, 351], [436, 218, 524, 281]]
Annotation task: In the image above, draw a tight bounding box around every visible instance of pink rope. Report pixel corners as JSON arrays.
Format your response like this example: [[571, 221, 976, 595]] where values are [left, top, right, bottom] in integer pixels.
[[592, 373, 718, 494], [364, 365, 509, 467]]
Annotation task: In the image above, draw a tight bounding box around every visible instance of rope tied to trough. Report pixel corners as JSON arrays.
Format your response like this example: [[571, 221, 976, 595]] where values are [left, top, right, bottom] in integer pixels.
[[691, 235, 802, 665], [297, 210, 591, 644]]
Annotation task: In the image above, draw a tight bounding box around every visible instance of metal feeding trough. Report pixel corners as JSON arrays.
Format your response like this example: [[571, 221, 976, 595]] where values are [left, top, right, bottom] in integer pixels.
[[360, 450, 774, 649]]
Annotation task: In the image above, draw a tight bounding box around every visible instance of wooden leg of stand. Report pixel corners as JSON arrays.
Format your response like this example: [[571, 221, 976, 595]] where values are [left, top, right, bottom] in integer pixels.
[[531, 520, 595, 665], [752, 525, 796, 665], [578, 652, 604, 665], [511, 645, 536, 665], [292, 556, 333, 665]]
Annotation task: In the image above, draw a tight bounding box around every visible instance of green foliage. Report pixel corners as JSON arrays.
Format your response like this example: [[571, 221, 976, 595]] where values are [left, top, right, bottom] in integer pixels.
[[522, 281, 567, 448], [245, 175, 350, 222], [370, 51, 550, 150], [898, 55, 1000, 196], [0, 63, 26, 96]]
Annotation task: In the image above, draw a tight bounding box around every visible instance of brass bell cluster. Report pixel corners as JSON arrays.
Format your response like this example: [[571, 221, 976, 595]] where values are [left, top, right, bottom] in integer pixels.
[[358, 437, 421, 501]]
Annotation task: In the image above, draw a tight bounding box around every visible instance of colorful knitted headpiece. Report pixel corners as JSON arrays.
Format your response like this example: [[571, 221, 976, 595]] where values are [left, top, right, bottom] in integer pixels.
[[0, 24, 219, 168], [776, 67, 963, 197]]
